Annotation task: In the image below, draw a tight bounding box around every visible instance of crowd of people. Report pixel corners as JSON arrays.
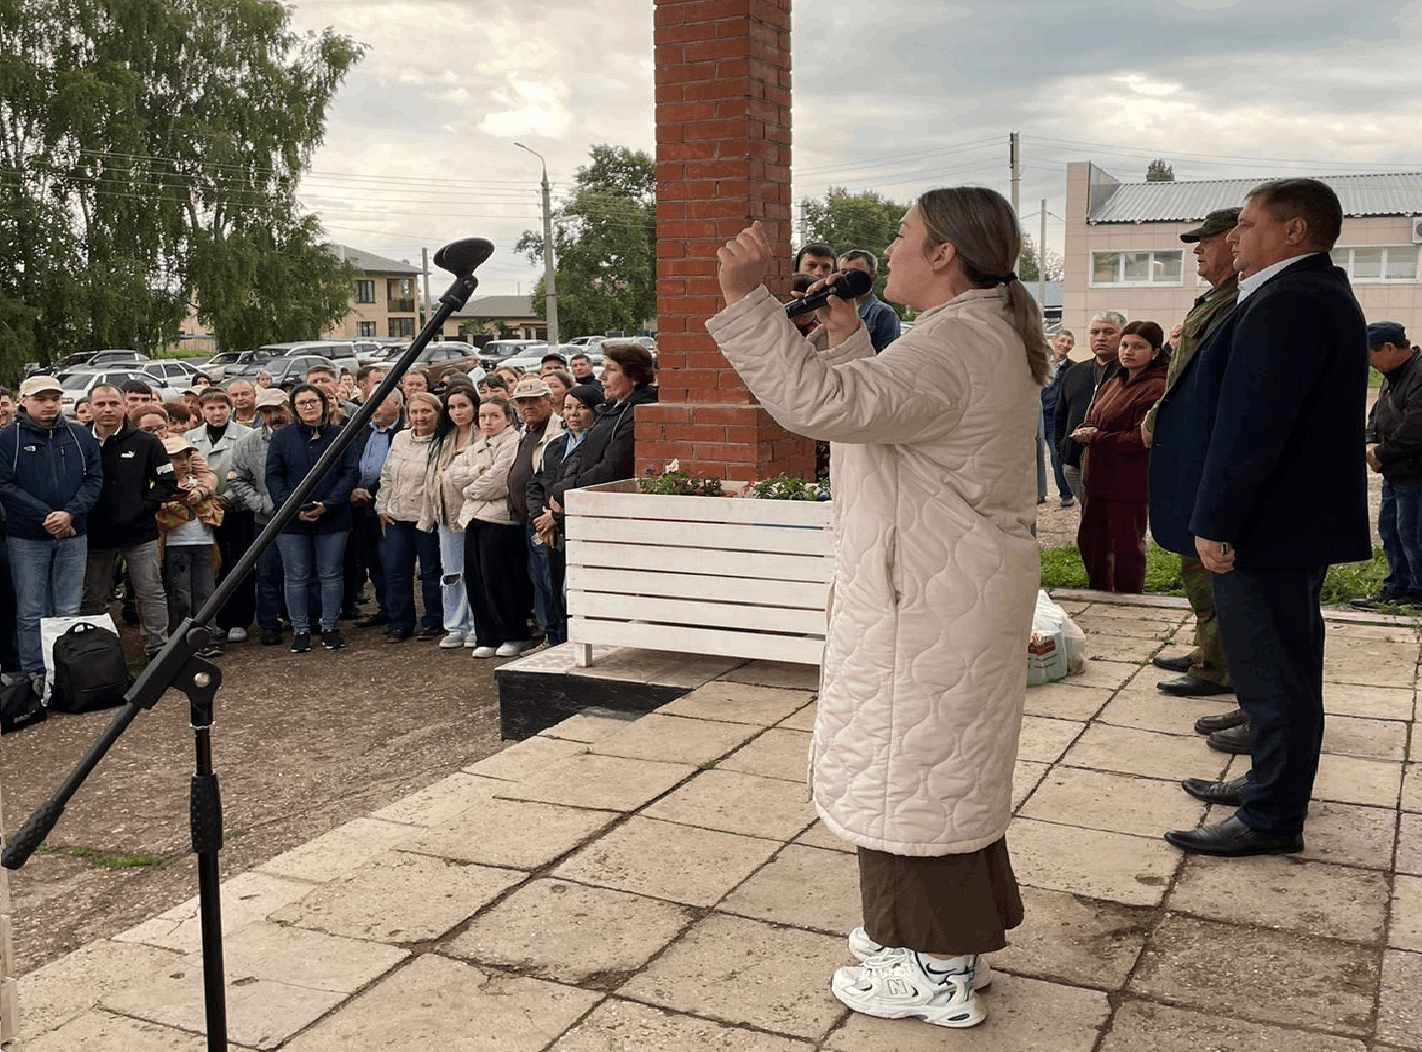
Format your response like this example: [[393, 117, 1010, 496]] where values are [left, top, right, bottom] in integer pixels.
[[0, 342, 657, 684]]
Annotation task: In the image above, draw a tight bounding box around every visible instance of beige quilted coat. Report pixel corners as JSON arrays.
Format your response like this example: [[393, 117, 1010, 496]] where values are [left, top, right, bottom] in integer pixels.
[[707, 285, 1040, 855]]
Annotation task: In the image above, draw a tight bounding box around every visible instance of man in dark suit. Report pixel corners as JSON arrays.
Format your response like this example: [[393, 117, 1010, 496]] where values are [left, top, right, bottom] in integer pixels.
[[1150, 178, 1369, 857]]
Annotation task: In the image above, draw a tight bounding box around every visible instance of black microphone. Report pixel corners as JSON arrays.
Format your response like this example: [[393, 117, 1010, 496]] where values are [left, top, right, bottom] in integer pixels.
[[784, 269, 873, 318]]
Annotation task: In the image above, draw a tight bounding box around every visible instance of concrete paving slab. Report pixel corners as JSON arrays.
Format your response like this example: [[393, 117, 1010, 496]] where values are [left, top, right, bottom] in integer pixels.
[[1075, 613, 1180, 639], [588, 712, 760, 765], [462, 733, 589, 781], [658, 682, 814, 725], [256, 816, 411, 884], [1313, 753, 1404, 808], [1169, 854, 1389, 943], [1098, 634, 1174, 662], [113, 870, 321, 954], [1023, 681, 1113, 721], [24, 1011, 209, 1052], [215, 920, 406, 991], [541, 713, 638, 743], [1077, 599, 1189, 619], [1013, 760, 1050, 810], [1009, 818, 1182, 906], [493, 753, 696, 812], [1323, 682, 1415, 721], [718, 843, 860, 934], [642, 769, 816, 841], [1405, 762, 1422, 813], [1062, 723, 1228, 782], [1129, 914, 1376, 1035], [396, 797, 618, 870], [1377, 948, 1422, 1049], [1069, 659, 1141, 691], [721, 660, 821, 692], [1019, 767, 1207, 839], [1098, 999, 1365, 1051], [1390, 874, 1422, 952], [549, 998, 815, 1052], [794, 821, 853, 854], [989, 885, 1152, 990], [618, 913, 845, 1041], [1326, 622, 1420, 644], [281, 953, 604, 1052], [823, 971, 1110, 1051], [1096, 688, 1238, 737], [1322, 643, 1419, 688], [1018, 715, 1085, 763], [17, 939, 181, 1038], [553, 816, 780, 907], [1398, 812, 1422, 874], [1322, 714, 1410, 761], [777, 701, 817, 732], [1299, 800, 1399, 869], [718, 727, 811, 782], [366, 771, 502, 827], [271, 851, 523, 943], [445, 879, 694, 985]]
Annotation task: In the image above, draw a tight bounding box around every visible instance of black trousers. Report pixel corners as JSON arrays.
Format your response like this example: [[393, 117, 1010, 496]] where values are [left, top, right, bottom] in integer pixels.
[[1210, 565, 1327, 837], [463, 520, 532, 648], [349, 511, 389, 618], [214, 509, 257, 631]]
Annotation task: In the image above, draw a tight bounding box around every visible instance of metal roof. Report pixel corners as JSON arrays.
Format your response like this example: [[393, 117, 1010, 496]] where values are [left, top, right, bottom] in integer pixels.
[[324, 243, 420, 274], [1089, 173, 1422, 223], [454, 295, 536, 319]]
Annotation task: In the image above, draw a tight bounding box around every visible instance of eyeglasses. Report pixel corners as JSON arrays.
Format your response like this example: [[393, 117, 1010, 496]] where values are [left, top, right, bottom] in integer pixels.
[[293, 399, 322, 408]]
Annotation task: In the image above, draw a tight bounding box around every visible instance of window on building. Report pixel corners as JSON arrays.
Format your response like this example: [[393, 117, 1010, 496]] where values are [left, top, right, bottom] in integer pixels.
[[1090, 250, 1185, 287], [356, 321, 376, 337], [1337, 246, 1419, 283], [388, 317, 414, 338], [355, 279, 375, 303]]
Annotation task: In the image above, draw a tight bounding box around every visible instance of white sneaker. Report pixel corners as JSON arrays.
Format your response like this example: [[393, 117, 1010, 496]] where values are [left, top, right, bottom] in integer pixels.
[[831, 951, 985, 1028], [438, 633, 465, 649], [470, 646, 498, 658], [494, 640, 533, 657], [226, 627, 248, 643], [462, 636, 480, 648], [846, 928, 992, 989]]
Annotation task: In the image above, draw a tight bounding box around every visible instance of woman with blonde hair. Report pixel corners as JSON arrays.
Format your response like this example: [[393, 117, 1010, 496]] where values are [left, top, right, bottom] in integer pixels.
[[377, 389, 444, 641], [709, 187, 1046, 1030]]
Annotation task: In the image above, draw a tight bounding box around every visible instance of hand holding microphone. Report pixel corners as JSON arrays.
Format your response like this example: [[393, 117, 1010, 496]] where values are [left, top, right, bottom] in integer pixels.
[[784, 269, 872, 317]]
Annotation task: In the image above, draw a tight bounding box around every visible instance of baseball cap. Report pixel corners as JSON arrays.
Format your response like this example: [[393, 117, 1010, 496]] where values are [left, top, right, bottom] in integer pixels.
[[254, 388, 289, 409], [18, 376, 62, 397], [1180, 207, 1242, 243], [1367, 321, 1408, 348], [511, 377, 553, 400], [162, 434, 196, 455]]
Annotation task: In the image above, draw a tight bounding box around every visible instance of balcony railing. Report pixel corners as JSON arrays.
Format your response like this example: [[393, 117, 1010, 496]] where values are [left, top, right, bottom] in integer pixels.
[[387, 297, 415, 314]]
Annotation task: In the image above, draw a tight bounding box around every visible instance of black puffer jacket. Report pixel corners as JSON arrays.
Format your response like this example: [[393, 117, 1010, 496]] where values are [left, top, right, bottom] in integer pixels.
[[89, 418, 180, 548], [549, 384, 660, 504], [1366, 349, 1422, 485]]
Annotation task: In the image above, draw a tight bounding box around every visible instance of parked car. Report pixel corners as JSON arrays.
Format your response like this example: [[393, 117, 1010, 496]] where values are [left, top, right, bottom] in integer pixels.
[[225, 354, 344, 389], [566, 336, 605, 349], [58, 369, 182, 417], [33, 349, 150, 380], [143, 359, 208, 386], [255, 341, 361, 379], [478, 339, 548, 370], [203, 349, 274, 382]]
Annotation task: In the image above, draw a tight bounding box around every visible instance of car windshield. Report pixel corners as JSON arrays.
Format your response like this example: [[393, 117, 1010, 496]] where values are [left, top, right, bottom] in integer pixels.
[[61, 373, 93, 390]]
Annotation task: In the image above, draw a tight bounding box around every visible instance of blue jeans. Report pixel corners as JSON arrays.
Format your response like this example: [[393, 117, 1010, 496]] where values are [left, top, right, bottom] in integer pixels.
[[1034, 408, 1048, 502], [255, 536, 285, 632], [382, 520, 442, 632], [437, 525, 475, 638], [1379, 480, 1422, 599], [276, 531, 348, 633], [1043, 412, 1071, 500], [7, 534, 87, 673], [526, 522, 565, 646]]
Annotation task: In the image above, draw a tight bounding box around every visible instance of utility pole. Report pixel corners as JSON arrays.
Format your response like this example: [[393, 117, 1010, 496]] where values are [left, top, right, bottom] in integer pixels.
[[1009, 132, 1021, 270], [421, 247, 432, 330], [1038, 197, 1047, 312], [514, 142, 559, 346]]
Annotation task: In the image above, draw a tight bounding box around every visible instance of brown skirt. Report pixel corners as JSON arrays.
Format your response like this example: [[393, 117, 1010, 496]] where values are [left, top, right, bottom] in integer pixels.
[[858, 837, 1023, 957]]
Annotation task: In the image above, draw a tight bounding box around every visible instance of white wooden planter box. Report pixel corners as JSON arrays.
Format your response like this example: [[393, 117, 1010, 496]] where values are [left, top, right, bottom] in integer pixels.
[[564, 479, 833, 667]]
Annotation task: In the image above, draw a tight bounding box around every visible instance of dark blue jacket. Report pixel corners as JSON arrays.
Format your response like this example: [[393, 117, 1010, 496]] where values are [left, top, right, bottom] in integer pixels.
[[349, 418, 403, 520], [1148, 253, 1370, 569], [265, 422, 359, 535], [0, 410, 103, 540]]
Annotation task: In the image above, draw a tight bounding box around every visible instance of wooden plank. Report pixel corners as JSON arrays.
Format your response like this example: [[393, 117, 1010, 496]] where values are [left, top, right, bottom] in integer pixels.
[[567, 484, 832, 527], [567, 565, 827, 608], [567, 540, 832, 583], [567, 515, 832, 556], [568, 617, 824, 665], [567, 590, 826, 635]]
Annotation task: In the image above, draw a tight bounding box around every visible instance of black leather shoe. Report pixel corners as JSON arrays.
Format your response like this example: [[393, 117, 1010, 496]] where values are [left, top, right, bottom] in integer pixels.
[[385, 627, 412, 643], [1152, 654, 1192, 673], [1164, 814, 1301, 856], [415, 625, 442, 641], [357, 613, 391, 628], [1207, 721, 1252, 755], [1194, 707, 1247, 735], [1181, 775, 1246, 806], [1157, 675, 1233, 697]]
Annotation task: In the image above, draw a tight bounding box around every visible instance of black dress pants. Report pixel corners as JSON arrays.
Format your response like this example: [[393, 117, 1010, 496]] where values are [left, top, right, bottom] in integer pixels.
[[214, 509, 257, 631], [1210, 564, 1327, 837]]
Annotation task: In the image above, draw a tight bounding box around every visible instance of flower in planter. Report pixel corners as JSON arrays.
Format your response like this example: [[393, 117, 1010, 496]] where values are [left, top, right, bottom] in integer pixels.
[[748, 474, 831, 501], [637, 464, 726, 497]]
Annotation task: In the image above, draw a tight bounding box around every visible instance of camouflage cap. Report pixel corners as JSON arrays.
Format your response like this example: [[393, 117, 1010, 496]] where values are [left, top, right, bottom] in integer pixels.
[[1180, 207, 1241, 243]]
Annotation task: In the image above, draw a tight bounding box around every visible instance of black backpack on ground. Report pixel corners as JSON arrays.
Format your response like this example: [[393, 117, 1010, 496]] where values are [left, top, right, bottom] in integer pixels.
[[49, 622, 133, 714], [0, 675, 47, 734]]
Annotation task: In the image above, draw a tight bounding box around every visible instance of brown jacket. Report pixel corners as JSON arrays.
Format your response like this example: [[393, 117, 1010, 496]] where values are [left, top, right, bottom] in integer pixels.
[[1082, 360, 1168, 501]]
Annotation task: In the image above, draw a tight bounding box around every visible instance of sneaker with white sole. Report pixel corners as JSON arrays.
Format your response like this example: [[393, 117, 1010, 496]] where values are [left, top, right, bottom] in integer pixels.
[[495, 639, 533, 657], [470, 646, 498, 658], [226, 627, 248, 643], [831, 950, 985, 1028], [846, 927, 992, 989], [438, 632, 465, 649]]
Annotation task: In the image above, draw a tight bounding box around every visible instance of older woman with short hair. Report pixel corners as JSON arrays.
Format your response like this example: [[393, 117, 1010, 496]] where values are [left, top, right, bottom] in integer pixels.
[[549, 343, 658, 504]]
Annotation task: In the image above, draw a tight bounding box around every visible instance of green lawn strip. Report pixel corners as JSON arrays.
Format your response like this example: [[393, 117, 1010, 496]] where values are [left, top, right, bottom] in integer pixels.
[[36, 844, 179, 870]]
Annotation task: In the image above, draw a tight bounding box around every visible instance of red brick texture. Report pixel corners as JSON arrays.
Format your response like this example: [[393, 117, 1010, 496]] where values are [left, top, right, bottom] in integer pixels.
[[646, 0, 815, 482]]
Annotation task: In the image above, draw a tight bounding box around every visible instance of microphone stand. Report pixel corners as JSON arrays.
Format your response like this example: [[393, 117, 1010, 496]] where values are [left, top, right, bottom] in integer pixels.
[[1, 238, 495, 1052]]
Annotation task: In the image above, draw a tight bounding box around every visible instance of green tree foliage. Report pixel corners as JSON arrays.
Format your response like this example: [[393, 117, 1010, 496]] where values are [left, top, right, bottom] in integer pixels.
[[799, 188, 908, 310], [0, 0, 362, 375], [1018, 234, 1064, 283], [1146, 158, 1176, 182], [517, 144, 656, 337]]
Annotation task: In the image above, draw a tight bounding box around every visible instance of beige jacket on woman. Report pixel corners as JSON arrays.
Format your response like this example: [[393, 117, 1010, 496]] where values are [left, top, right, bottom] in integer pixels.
[[375, 430, 437, 523], [417, 429, 475, 533], [707, 285, 1040, 856], [447, 427, 520, 528]]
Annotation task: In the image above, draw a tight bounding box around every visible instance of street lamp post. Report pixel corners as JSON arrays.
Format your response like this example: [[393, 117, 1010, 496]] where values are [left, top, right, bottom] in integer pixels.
[[513, 142, 559, 347]]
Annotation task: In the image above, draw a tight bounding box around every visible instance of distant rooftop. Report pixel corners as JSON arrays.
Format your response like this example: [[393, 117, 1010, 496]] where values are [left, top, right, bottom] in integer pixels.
[[325, 243, 420, 275], [454, 295, 536, 319], [1089, 172, 1422, 224]]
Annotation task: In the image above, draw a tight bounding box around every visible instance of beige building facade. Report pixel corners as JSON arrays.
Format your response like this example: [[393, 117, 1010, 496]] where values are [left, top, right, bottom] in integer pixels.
[[321, 244, 421, 341], [1062, 162, 1422, 346]]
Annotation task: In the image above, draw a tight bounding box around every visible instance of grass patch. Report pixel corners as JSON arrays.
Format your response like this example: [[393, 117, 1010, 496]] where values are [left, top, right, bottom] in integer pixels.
[[1041, 542, 1393, 606], [64, 847, 178, 870]]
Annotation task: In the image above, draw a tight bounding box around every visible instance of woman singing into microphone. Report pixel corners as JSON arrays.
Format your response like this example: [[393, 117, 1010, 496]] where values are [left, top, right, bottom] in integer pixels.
[[708, 188, 1047, 1031]]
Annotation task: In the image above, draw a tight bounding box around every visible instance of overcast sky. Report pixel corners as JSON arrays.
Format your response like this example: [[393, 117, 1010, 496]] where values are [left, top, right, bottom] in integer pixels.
[[286, 0, 1422, 304]]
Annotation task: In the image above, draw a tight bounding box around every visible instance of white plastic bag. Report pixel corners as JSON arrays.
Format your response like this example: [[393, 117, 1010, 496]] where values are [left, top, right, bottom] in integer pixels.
[[1027, 591, 1087, 686], [40, 613, 120, 704]]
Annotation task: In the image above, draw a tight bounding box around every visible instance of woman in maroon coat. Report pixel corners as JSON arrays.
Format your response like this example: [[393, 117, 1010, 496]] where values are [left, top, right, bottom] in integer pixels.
[[1071, 320, 1169, 592]]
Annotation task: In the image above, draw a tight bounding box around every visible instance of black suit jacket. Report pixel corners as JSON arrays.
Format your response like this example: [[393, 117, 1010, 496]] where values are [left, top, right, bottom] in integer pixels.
[[1148, 253, 1370, 569]]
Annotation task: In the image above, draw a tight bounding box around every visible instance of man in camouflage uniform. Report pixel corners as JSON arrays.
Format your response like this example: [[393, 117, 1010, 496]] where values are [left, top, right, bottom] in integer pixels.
[[1142, 207, 1240, 715]]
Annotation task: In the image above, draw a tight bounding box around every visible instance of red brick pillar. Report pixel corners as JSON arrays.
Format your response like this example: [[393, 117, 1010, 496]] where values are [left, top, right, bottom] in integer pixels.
[[641, 0, 815, 483]]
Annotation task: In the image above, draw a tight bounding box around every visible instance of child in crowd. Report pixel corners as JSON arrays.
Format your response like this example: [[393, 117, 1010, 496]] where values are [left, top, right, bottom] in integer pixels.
[[156, 434, 224, 654]]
